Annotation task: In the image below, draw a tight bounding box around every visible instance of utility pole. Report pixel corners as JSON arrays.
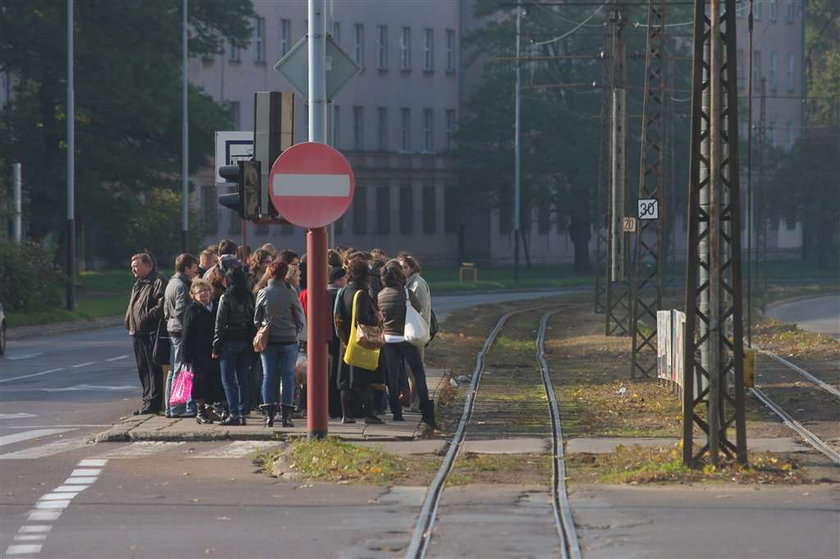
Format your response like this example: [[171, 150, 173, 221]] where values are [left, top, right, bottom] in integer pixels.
[[12, 163, 22, 244], [605, 1, 631, 336], [755, 77, 767, 295], [593, 17, 613, 314], [630, 0, 666, 378], [745, 0, 754, 346], [513, 3, 522, 282], [66, 0, 76, 311], [682, 0, 747, 468], [181, 0, 189, 253]]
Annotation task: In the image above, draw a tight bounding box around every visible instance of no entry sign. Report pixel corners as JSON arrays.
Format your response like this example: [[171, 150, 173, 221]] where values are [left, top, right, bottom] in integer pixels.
[[268, 142, 355, 228]]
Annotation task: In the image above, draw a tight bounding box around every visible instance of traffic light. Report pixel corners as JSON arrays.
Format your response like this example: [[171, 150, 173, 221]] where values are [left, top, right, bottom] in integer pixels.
[[217, 160, 260, 220]]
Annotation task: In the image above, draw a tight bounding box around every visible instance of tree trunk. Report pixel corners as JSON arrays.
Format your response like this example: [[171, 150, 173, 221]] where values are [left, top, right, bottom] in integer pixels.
[[568, 213, 592, 272]]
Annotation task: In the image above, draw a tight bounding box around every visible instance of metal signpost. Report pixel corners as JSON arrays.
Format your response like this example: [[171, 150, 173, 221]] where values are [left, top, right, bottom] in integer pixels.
[[682, 0, 747, 468]]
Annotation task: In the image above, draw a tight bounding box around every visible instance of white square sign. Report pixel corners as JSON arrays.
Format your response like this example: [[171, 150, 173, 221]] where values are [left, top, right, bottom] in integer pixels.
[[215, 131, 254, 183], [638, 198, 659, 220]]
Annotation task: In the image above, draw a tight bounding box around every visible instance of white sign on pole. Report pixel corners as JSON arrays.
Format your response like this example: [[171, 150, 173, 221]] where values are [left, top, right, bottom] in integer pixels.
[[638, 198, 660, 220], [273, 35, 360, 102], [214, 131, 254, 182]]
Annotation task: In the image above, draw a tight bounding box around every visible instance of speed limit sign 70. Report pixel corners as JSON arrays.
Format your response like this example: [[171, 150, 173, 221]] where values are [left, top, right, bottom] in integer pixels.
[[638, 198, 659, 220]]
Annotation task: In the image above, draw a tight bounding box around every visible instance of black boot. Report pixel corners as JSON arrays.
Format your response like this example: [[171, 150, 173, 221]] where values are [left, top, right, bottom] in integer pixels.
[[260, 403, 277, 428], [389, 396, 404, 421], [419, 400, 439, 430], [340, 390, 356, 424], [196, 404, 213, 425], [281, 404, 295, 428]]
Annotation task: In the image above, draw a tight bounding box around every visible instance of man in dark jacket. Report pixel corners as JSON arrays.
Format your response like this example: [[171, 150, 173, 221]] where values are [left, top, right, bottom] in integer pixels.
[[125, 252, 167, 415]]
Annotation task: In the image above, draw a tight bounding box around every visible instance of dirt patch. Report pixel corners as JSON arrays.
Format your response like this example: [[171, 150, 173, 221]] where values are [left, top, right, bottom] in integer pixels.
[[448, 453, 552, 486]]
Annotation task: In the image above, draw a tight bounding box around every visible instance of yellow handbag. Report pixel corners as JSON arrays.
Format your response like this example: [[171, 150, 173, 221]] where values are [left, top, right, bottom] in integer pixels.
[[342, 290, 381, 370]]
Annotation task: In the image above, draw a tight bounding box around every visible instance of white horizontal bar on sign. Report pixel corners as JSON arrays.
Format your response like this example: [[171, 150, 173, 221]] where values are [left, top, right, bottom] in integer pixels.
[[272, 174, 350, 197]]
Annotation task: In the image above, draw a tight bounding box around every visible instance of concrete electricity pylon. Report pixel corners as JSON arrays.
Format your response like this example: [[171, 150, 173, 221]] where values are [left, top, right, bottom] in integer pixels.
[[630, 0, 667, 379], [682, 0, 748, 467], [755, 77, 768, 295], [593, 14, 614, 315], [604, 2, 631, 336]]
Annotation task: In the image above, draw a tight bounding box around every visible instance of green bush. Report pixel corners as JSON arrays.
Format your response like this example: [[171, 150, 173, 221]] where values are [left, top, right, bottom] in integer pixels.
[[0, 239, 65, 312]]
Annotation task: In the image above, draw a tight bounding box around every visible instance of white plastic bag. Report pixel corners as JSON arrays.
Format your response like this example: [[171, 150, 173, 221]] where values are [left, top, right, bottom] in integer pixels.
[[403, 288, 430, 347]]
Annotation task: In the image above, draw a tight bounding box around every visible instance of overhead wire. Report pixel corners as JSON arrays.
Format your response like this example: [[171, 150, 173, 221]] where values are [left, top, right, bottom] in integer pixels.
[[531, 0, 611, 46]]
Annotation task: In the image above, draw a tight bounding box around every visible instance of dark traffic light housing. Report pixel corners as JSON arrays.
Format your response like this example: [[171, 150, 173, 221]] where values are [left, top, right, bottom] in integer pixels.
[[218, 160, 261, 220]]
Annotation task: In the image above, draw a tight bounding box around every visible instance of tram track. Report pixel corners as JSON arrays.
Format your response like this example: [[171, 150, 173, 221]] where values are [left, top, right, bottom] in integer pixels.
[[405, 305, 580, 559], [750, 347, 840, 466]]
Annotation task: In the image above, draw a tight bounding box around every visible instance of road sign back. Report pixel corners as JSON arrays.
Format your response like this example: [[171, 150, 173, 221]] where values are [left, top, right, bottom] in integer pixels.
[[268, 142, 355, 229]]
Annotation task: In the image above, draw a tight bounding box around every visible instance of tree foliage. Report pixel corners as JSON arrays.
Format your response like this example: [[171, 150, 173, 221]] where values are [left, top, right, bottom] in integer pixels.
[[0, 0, 254, 263]]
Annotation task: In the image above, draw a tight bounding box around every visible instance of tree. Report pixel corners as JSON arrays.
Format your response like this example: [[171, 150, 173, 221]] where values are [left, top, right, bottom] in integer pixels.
[[0, 0, 254, 263]]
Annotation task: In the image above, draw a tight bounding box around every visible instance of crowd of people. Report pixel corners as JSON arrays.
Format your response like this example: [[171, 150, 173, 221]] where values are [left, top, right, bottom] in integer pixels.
[[124, 241, 439, 430]]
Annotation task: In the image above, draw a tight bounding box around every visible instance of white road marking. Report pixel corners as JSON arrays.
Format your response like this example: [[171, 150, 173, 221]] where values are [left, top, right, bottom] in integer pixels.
[[26, 511, 61, 522], [53, 485, 88, 493], [97, 441, 184, 458], [6, 353, 43, 361], [0, 429, 75, 448], [78, 458, 107, 467], [62, 476, 97, 485], [272, 173, 351, 197], [0, 436, 90, 460], [6, 544, 42, 555], [69, 468, 101, 477], [41, 384, 135, 392], [192, 440, 282, 459], [6, 424, 109, 429], [0, 368, 65, 384], [34, 500, 70, 510], [40, 492, 82, 501], [18, 526, 51, 534], [71, 362, 96, 368], [0, 413, 38, 420], [106, 355, 128, 362], [13, 535, 47, 542]]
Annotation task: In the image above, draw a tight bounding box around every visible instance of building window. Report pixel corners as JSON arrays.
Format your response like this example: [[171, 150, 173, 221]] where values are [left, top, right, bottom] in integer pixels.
[[332, 104, 341, 148], [736, 0, 745, 18], [227, 101, 241, 129], [785, 0, 796, 22], [422, 184, 436, 234], [354, 24, 365, 68], [399, 184, 413, 234], [423, 28, 434, 72], [353, 186, 367, 234], [754, 0, 761, 20], [332, 21, 341, 44], [444, 183, 458, 234], [422, 108, 434, 152], [445, 29, 456, 73], [769, 0, 778, 22], [768, 51, 778, 90], [376, 25, 388, 70], [353, 106, 364, 150], [752, 50, 761, 87], [228, 40, 241, 63], [280, 19, 291, 57], [737, 49, 745, 89], [400, 108, 411, 152], [376, 107, 388, 151], [445, 109, 456, 150], [376, 186, 391, 234], [786, 52, 795, 91], [253, 17, 265, 62], [400, 26, 411, 71]]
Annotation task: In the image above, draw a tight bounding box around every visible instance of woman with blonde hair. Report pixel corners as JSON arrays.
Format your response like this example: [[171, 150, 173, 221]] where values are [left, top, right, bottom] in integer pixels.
[[181, 279, 224, 424]]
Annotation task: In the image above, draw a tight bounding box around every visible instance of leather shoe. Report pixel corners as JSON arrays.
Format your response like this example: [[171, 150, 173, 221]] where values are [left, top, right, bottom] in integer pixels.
[[134, 406, 157, 415]]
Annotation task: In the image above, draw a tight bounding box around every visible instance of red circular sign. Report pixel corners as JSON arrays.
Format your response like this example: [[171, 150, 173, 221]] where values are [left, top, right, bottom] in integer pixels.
[[268, 142, 355, 229]]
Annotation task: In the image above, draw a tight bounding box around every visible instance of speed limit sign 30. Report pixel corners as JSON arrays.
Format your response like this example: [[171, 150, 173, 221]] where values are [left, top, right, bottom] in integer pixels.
[[638, 198, 659, 220]]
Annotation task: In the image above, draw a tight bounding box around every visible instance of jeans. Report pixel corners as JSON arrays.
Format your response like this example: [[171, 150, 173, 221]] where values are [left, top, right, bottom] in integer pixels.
[[219, 340, 251, 418], [165, 335, 195, 415], [260, 343, 298, 406], [383, 342, 430, 404]]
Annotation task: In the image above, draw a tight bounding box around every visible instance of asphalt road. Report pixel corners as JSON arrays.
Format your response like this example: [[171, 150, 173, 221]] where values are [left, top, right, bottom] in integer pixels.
[[765, 294, 840, 340]]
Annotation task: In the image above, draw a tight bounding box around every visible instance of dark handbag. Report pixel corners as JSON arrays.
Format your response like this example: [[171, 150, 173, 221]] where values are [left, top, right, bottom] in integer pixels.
[[354, 292, 385, 350], [426, 309, 439, 347], [152, 317, 171, 366]]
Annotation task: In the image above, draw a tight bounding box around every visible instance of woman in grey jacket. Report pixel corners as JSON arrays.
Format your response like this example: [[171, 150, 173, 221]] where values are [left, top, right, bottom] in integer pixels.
[[254, 260, 306, 427]]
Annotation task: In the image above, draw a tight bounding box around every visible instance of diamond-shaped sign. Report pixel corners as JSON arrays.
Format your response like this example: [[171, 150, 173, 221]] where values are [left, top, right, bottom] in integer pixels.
[[274, 34, 360, 102]]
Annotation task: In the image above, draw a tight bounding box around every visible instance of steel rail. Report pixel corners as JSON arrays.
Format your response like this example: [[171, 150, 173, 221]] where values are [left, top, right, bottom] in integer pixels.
[[749, 387, 840, 465], [405, 309, 517, 558], [756, 348, 840, 400], [537, 311, 581, 559]]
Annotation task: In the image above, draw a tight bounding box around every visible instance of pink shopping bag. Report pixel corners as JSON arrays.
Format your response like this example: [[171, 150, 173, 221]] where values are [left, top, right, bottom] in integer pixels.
[[168, 365, 194, 407]]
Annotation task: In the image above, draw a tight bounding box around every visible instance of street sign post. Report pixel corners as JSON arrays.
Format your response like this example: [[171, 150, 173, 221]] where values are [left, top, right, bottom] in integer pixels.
[[268, 141, 355, 229]]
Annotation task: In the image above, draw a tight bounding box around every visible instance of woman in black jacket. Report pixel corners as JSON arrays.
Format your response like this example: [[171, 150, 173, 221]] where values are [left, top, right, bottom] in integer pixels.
[[377, 260, 438, 429], [335, 258, 384, 424], [212, 267, 255, 425], [181, 279, 224, 424]]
